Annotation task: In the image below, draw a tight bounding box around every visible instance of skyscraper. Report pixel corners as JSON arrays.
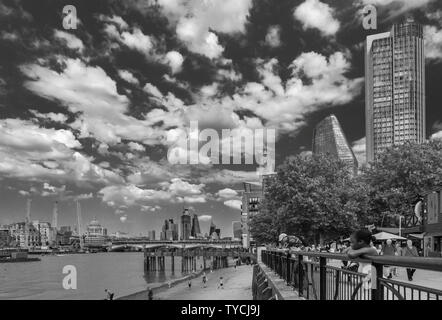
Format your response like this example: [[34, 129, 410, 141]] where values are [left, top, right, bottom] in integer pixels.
[[365, 17, 425, 162], [232, 221, 242, 240], [191, 214, 201, 238], [312, 114, 358, 175], [180, 208, 191, 240]]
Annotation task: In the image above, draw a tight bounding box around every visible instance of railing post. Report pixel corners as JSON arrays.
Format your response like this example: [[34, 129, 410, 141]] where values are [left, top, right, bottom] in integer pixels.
[[298, 254, 303, 296], [371, 262, 384, 300], [319, 256, 327, 300], [286, 251, 291, 286]]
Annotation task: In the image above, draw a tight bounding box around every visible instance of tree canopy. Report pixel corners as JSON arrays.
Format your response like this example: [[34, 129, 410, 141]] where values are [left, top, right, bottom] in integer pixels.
[[250, 140, 442, 245]]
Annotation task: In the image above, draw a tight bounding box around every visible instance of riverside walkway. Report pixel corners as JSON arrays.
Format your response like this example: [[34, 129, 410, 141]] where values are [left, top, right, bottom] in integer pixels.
[[120, 264, 253, 300]]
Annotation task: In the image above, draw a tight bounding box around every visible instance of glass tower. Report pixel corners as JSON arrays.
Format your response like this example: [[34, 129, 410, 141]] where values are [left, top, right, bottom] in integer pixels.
[[365, 18, 425, 162], [312, 114, 358, 175]]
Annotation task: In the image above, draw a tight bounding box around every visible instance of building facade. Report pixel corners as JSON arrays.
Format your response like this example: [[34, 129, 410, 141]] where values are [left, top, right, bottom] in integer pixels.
[[148, 230, 156, 241], [365, 18, 425, 162], [232, 221, 242, 240], [7, 222, 41, 248], [84, 218, 108, 247], [312, 114, 358, 175], [241, 182, 262, 249], [180, 209, 192, 240], [191, 214, 201, 238]]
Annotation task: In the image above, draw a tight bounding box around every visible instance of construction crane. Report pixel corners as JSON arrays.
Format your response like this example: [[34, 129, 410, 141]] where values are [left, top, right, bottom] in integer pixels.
[[25, 199, 32, 248], [76, 200, 84, 250], [52, 201, 58, 230]]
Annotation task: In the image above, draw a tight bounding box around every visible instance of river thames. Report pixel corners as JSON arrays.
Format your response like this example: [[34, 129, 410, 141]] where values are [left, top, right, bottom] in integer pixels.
[[0, 252, 194, 300]]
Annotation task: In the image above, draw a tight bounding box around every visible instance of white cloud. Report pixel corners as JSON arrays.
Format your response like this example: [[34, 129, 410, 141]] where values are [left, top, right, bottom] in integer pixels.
[[127, 142, 145, 152], [216, 188, 239, 199], [99, 178, 207, 208], [294, 0, 340, 36], [265, 25, 282, 47], [164, 51, 184, 74], [120, 215, 128, 223], [54, 30, 84, 52], [223, 199, 242, 210], [21, 58, 170, 146], [231, 52, 363, 132], [198, 214, 212, 222], [30, 110, 68, 123], [158, 0, 252, 59], [425, 26, 442, 61], [121, 28, 154, 54], [118, 69, 139, 85], [0, 118, 122, 185]]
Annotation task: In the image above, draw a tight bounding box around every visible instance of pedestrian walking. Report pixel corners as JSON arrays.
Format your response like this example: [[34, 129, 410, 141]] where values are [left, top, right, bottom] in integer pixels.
[[403, 240, 419, 281], [188, 279, 192, 289], [104, 289, 114, 300], [147, 287, 153, 300], [381, 239, 396, 278], [217, 276, 224, 289], [202, 272, 207, 288]]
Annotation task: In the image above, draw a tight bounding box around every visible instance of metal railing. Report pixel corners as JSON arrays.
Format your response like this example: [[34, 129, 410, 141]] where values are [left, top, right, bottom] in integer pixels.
[[261, 249, 442, 300]]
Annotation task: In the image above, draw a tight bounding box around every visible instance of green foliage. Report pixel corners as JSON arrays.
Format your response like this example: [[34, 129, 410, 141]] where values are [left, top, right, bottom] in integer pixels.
[[250, 141, 442, 245]]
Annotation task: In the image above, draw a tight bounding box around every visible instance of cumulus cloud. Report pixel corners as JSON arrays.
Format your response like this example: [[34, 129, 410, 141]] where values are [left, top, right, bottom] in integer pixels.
[[265, 25, 282, 47], [157, 0, 252, 59], [21, 57, 171, 146], [223, 199, 242, 210], [54, 30, 84, 52], [198, 214, 212, 222], [231, 52, 363, 132], [216, 188, 239, 199], [0, 118, 123, 186], [118, 69, 139, 85], [294, 0, 340, 36], [425, 26, 442, 61], [99, 178, 207, 208], [359, 0, 433, 19], [164, 51, 184, 74]]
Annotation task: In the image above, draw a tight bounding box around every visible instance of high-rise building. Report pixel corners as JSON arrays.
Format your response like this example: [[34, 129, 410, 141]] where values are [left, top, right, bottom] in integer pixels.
[[169, 219, 178, 240], [241, 182, 262, 249], [365, 17, 425, 162], [209, 220, 216, 238], [232, 221, 242, 240], [180, 208, 192, 240], [191, 214, 201, 238], [312, 114, 358, 175], [148, 230, 156, 241]]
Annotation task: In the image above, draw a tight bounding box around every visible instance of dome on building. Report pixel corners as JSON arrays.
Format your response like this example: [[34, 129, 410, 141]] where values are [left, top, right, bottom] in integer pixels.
[[89, 218, 100, 226]]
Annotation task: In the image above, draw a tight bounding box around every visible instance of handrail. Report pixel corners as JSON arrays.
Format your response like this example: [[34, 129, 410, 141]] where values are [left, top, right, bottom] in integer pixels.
[[264, 248, 442, 272]]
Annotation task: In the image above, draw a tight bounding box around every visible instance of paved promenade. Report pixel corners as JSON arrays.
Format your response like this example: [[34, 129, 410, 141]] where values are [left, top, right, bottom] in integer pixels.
[[122, 265, 253, 300], [155, 265, 253, 300]]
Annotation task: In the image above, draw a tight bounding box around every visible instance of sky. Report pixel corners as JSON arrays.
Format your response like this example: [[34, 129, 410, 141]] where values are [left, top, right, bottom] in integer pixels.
[[1, 0, 442, 237]]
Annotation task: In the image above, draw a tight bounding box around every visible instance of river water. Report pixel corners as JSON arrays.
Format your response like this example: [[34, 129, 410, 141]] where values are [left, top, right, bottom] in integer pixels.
[[0, 252, 197, 300]]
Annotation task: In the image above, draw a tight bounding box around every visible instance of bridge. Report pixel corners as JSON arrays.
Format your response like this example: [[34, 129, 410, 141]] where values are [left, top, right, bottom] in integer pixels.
[[107, 239, 243, 252]]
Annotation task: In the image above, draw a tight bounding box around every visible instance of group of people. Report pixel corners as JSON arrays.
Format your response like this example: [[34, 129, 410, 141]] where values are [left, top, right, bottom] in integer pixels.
[[187, 273, 224, 290], [278, 230, 421, 284]]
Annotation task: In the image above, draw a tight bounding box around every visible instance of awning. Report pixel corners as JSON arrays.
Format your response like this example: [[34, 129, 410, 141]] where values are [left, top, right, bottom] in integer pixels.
[[373, 231, 406, 241], [408, 233, 424, 239]]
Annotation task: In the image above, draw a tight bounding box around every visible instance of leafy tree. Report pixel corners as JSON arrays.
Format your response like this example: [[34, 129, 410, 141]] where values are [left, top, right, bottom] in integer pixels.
[[361, 140, 442, 227], [251, 154, 364, 244]]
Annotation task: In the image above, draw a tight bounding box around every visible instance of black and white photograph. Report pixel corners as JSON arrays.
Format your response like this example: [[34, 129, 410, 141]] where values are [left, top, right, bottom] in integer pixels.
[[1, 0, 442, 307]]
